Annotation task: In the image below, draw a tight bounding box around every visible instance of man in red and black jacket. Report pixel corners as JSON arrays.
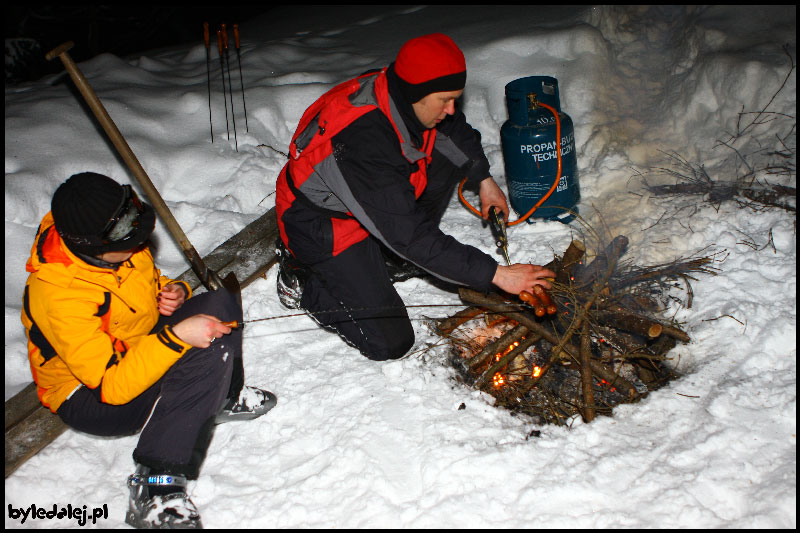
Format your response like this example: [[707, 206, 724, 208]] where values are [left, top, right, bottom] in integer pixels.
[[275, 34, 553, 361]]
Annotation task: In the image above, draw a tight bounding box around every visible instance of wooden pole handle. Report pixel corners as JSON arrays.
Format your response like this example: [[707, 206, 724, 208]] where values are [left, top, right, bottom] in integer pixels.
[[44, 41, 221, 291], [44, 41, 74, 61]]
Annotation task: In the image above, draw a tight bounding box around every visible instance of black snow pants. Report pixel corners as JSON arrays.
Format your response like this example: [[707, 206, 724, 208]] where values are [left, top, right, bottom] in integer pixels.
[[57, 286, 244, 479], [299, 156, 463, 361]]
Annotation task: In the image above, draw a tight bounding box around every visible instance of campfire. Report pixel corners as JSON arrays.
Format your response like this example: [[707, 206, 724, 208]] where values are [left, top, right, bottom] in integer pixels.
[[432, 236, 720, 426]]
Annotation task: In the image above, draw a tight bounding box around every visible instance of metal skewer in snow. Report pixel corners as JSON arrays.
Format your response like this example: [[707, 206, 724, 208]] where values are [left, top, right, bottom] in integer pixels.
[[221, 24, 238, 152], [233, 24, 249, 133], [216, 30, 231, 141], [203, 22, 214, 143]]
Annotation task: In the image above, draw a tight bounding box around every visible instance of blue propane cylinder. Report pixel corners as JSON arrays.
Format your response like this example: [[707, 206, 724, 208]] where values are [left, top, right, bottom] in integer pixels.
[[500, 76, 580, 223]]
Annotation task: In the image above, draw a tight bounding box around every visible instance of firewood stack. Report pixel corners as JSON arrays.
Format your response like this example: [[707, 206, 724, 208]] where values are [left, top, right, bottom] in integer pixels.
[[433, 236, 717, 426]]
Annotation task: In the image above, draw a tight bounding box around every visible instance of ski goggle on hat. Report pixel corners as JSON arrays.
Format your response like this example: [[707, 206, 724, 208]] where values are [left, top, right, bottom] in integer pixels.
[[101, 184, 145, 244], [52, 172, 157, 256]]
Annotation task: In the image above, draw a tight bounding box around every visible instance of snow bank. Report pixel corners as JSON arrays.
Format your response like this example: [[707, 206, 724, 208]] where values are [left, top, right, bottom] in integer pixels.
[[5, 5, 795, 529]]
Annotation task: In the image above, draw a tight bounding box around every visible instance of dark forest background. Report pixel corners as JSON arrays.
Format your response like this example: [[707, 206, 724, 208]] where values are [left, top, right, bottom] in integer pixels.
[[5, 6, 274, 84]]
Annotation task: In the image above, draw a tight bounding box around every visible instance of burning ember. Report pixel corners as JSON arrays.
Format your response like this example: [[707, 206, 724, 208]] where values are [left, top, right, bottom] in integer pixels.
[[497, 341, 520, 362], [492, 373, 506, 388]]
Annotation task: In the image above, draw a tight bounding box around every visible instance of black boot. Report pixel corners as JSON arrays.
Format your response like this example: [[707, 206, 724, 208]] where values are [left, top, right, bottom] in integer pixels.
[[275, 239, 310, 310]]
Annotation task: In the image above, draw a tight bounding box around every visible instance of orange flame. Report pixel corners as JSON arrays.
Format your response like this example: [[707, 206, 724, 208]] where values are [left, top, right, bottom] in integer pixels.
[[493, 373, 506, 387], [532, 366, 542, 378], [495, 340, 520, 362], [599, 379, 617, 392]]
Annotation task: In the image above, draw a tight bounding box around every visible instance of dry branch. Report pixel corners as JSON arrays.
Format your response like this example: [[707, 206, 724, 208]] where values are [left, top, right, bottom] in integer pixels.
[[475, 333, 542, 388], [439, 234, 701, 425], [580, 321, 596, 423], [594, 309, 663, 339], [660, 324, 691, 343], [546, 239, 586, 285], [457, 289, 580, 360], [436, 306, 485, 336], [573, 236, 629, 287], [466, 323, 528, 370], [640, 49, 795, 216]]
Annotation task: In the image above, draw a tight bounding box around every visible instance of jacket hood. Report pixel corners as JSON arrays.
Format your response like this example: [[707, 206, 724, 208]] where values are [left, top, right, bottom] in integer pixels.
[[26, 212, 132, 288]]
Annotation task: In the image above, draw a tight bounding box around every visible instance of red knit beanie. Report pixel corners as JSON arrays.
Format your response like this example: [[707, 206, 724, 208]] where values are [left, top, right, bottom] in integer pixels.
[[394, 33, 466, 103]]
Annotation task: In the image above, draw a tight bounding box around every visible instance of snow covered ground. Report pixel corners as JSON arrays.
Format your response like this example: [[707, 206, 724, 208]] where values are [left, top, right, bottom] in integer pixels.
[[5, 5, 796, 528]]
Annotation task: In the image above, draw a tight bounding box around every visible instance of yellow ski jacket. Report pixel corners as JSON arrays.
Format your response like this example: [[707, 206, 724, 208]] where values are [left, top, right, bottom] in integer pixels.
[[21, 212, 193, 413]]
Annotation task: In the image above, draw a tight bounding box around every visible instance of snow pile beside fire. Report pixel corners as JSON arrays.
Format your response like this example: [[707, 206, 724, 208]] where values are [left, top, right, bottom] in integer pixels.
[[4, 5, 795, 529]]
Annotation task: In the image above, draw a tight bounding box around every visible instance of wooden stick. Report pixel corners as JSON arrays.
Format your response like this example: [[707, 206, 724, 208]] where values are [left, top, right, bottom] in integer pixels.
[[458, 289, 576, 359], [467, 323, 528, 370], [436, 306, 485, 336], [661, 324, 691, 343], [597, 303, 689, 343], [475, 333, 542, 387], [484, 311, 510, 328], [594, 309, 663, 338], [595, 326, 647, 355], [586, 359, 639, 399], [554, 239, 587, 285], [580, 320, 596, 422], [573, 235, 628, 287]]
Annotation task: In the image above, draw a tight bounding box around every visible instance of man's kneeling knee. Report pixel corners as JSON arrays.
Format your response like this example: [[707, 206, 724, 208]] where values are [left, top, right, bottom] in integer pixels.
[[362, 330, 415, 362]]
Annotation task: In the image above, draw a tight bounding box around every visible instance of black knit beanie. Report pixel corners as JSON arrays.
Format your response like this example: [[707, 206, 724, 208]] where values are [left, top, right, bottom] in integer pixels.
[[394, 33, 467, 103], [51, 172, 155, 257]]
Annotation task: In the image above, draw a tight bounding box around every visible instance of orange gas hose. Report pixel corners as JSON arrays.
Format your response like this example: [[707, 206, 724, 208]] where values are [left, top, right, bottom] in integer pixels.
[[458, 100, 562, 227]]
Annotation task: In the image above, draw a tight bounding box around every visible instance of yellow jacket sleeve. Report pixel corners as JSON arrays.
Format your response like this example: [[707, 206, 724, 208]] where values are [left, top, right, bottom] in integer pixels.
[[48, 292, 192, 405]]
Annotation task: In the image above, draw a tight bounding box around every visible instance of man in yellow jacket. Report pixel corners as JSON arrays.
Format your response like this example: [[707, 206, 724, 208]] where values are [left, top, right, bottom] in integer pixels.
[[22, 172, 275, 529]]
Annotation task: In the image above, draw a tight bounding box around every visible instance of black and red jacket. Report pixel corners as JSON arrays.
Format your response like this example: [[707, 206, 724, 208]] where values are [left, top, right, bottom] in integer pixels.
[[275, 64, 497, 291]]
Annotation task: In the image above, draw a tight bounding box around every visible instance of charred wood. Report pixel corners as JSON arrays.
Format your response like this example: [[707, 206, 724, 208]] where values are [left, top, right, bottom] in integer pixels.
[[467, 323, 528, 370], [475, 333, 542, 388]]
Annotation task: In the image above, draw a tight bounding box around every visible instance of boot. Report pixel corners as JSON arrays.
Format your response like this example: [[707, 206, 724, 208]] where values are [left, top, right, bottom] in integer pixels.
[[215, 385, 277, 424], [126, 465, 202, 529], [275, 239, 309, 310]]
